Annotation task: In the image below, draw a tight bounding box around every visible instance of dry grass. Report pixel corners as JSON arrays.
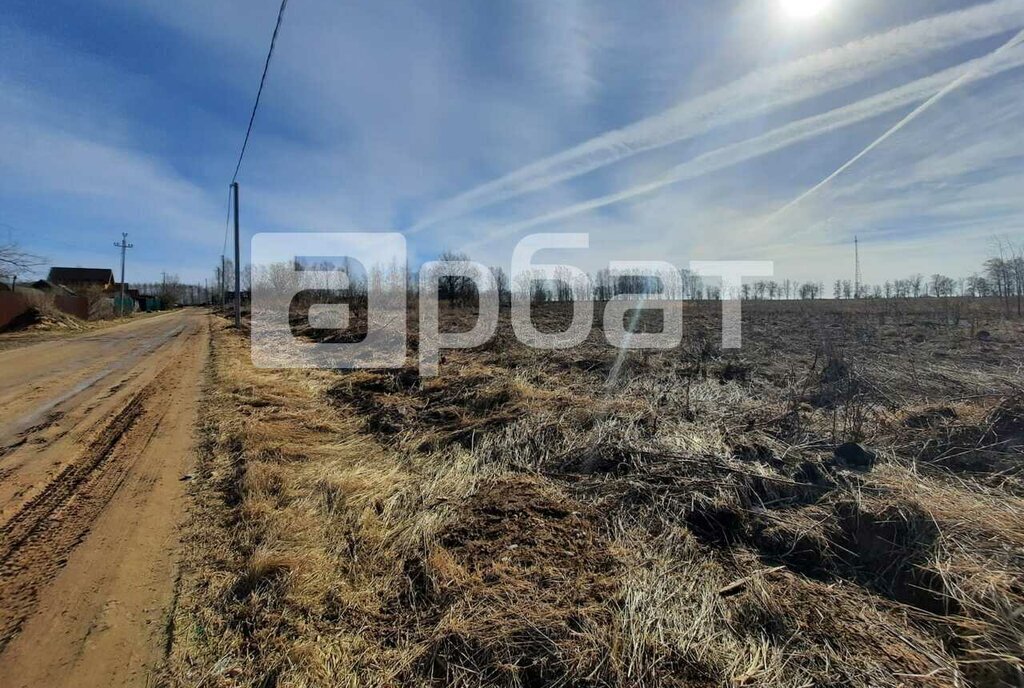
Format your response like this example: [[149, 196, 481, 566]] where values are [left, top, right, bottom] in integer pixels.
[[164, 301, 1024, 687]]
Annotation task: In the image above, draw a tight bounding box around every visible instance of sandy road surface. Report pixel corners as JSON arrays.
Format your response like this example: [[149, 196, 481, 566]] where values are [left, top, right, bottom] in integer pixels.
[[0, 309, 210, 687]]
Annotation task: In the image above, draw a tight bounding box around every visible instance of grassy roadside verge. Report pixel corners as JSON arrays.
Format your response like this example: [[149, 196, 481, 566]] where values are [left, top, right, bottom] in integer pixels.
[[163, 321, 629, 687]]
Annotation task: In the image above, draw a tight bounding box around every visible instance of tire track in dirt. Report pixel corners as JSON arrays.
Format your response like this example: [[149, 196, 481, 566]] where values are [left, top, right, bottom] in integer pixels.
[[0, 364, 178, 649], [0, 324, 185, 447]]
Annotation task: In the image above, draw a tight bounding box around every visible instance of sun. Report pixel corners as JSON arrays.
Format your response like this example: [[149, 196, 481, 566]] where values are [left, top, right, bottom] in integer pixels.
[[780, 0, 832, 20]]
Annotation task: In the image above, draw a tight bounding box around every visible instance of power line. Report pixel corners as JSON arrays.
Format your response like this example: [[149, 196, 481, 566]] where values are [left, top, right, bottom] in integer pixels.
[[230, 0, 290, 184], [220, 0, 289, 312]]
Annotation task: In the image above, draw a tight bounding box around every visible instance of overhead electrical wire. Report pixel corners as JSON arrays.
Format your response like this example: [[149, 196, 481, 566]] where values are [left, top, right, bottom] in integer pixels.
[[221, 0, 290, 272], [231, 0, 290, 184]]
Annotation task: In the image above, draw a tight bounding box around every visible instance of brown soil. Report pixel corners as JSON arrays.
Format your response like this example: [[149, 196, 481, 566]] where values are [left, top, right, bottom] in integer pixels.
[[0, 309, 209, 687]]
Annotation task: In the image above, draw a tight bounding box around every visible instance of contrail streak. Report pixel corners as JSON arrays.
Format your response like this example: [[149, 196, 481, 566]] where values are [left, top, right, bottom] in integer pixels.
[[408, 0, 1024, 233], [769, 27, 1024, 220], [462, 44, 1024, 249]]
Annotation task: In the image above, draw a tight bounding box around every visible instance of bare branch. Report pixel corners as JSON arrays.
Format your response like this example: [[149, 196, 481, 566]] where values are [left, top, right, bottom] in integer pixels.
[[0, 242, 46, 278]]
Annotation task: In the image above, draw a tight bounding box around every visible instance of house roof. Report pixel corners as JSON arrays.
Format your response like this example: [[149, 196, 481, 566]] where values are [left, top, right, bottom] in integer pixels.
[[47, 267, 115, 286], [112, 284, 141, 298], [30, 279, 78, 296]]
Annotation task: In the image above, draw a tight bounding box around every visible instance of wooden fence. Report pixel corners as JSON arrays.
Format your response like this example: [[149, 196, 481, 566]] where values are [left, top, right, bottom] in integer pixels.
[[0, 291, 30, 329], [0, 290, 91, 329]]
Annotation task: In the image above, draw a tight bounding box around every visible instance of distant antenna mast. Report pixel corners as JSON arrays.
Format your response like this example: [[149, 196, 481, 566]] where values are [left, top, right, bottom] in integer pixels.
[[854, 235, 862, 299]]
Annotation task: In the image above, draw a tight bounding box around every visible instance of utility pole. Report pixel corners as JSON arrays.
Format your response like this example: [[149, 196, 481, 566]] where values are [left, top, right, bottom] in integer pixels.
[[114, 232, 133, 317], [854, 235, 862, 299], [232, 182, 241, 328], [220, 255, 226, 311]]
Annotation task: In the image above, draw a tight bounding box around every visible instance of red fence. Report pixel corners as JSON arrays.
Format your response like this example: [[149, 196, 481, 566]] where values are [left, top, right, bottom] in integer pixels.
[[54, 294, 89, 320], [0, 292, 30, 329], [0, 290, 91, 329]]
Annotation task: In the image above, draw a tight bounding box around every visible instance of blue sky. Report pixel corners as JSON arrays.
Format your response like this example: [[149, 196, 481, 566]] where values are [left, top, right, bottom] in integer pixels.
[[1, 0, 1023, 285]]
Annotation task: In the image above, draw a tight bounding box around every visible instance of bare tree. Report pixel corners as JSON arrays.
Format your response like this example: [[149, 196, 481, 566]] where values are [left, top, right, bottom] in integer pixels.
[[594, 269, 613, 301], [908, 273, 923, 298], [0, 241, 45, 282], [1009, 244, 1024, 316], [930, 273, 955, 298], [432, 250, 478, 305], [985, 256, 1012, 315], [490, 266, 509, 305], [159, 274, 184, 307], [798, 282, 821, 299]]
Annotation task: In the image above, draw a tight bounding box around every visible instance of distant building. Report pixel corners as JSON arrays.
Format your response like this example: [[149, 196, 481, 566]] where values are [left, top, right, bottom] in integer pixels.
[[137, 294, 161, 312], [29, 279, 79, 296], [47, 267, 115, 291], [112, 283, 141, 300]]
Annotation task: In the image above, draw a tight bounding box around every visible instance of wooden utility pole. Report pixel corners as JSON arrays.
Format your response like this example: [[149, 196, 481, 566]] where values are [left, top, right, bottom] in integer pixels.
[[220, 255, 226, 310], [232, 182, 241, 328], [114, 232, 133, 317]]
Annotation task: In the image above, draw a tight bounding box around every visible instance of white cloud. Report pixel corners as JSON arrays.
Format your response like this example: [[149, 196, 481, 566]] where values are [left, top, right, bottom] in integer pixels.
[[462, 43, 1024, 246], [0, 112, 221, 247], [409, 0, 1024, 232], [525, 0, 606, 102]]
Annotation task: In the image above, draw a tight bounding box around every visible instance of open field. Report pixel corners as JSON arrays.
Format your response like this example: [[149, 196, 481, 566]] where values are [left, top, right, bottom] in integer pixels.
[[166, 298, 1024, 687]]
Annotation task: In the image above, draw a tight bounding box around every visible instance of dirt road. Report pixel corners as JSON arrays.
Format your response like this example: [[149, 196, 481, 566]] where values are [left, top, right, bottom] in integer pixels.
[[0, 309, 210, 687]]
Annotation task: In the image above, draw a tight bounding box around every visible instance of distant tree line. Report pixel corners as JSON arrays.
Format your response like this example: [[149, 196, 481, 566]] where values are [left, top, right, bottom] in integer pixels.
[[130, 274, 193, 307], [242, 237, 1024, 317]]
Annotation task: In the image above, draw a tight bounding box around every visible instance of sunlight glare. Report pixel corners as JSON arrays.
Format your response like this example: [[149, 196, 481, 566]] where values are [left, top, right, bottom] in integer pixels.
[[780, 0, 832, 20]]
